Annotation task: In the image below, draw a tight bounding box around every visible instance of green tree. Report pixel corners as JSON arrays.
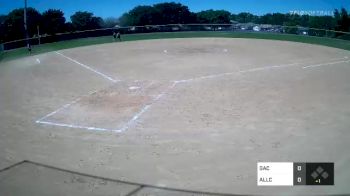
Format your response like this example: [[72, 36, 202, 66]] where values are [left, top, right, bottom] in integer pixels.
[[334, 9, 341, 23], [119, 6, 159, 26], [41, 9, 65, 35], [102, 17, 119, 28], [3, 7, 41, 41], [272, 13, 287, 25], [283, 14, 301, 34], [196, 10, 231, 24], [64, 22, 74, 32], [235, 12, 258, 23], [335, 8, 350, 32], [259, 13, 288, 25], [153, 2, 195, 24], [119, 2, 195, 26], [118, 13, 131, 26], [284, 14, 301, 26], [70, 11, 102, 31], [258, 13, 273, 24], [0, 15, 6, 42], [309, 16, 335, 29], [299, 15, 310, 27]]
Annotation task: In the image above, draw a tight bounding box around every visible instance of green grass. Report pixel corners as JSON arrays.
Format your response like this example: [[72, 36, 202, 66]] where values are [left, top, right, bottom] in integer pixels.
[[1, 31, 350, 62]]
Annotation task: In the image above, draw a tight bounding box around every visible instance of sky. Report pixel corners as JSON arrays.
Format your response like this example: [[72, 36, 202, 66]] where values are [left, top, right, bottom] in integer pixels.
[[0, 0, 349, 20]]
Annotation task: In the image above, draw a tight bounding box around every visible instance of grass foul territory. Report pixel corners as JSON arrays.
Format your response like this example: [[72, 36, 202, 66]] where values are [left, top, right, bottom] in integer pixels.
[[1, 31, 350, 62]]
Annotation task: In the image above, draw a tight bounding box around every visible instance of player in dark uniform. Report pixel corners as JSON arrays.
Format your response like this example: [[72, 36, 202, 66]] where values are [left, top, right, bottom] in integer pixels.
[[116, 31, 121, 41], [27, 43, 32, 54], [113, 31, 117, 40]]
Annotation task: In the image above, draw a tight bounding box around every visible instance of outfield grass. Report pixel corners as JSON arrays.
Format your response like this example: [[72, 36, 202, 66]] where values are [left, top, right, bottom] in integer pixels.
[[1, 31, 350, 62]]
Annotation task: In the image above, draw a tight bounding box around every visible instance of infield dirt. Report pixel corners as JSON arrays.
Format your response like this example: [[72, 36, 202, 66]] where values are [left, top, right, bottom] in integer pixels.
[[1, 38, 350, 195]]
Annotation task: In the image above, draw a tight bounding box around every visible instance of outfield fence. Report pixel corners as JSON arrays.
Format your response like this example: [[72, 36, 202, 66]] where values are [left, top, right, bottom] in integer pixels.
[[2, 23, 350, 50]]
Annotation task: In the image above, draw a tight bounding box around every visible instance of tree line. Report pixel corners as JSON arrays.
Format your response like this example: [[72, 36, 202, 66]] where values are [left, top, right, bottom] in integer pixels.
[[0, 2, 349, 43], [120, 2, 349, 31], [0, 8, 118, 43]]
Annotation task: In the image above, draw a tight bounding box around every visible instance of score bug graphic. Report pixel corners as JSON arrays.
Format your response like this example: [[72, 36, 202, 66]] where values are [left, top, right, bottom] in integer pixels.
[[258, 162, 334, 186]]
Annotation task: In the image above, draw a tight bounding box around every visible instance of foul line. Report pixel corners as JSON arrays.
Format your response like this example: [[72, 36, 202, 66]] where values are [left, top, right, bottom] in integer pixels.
[[35, 56, 349, 133], [36, 88, 101, 122], [303, 59, 350, 69], [174, 61, 303, 84], [35, 86, 122, 133], [36, 97, 84, 122], [0, 160, 27, 173], [36, 120, 122, 133], [35, 82, 178, 133], [174, 56, 349, 84], [55, 51, 119, 83]]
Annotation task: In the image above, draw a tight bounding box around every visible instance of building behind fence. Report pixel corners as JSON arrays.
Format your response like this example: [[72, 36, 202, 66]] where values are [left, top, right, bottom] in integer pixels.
[[1, 23, 350, 50]]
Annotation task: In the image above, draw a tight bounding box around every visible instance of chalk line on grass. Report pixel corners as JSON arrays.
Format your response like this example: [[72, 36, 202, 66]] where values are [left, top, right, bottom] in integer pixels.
[[55, 51, 119, 83]]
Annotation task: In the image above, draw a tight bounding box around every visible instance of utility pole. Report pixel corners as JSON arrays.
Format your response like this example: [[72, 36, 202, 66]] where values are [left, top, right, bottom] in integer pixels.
[[24, 0, 30, 50], [37, 25, 40, 45]]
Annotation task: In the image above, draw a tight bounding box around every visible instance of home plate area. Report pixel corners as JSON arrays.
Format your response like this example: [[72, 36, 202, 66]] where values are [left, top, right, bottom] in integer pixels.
[[43, 80, 171, 132]]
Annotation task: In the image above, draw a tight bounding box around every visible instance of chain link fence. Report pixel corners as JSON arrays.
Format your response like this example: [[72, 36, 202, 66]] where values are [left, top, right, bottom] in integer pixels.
[[1, 23, 350, 50]]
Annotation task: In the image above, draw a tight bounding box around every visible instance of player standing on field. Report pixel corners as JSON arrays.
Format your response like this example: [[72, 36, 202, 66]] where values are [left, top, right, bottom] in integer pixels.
[[113, 31, 116, 41], [116, 31, 121, 41]]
